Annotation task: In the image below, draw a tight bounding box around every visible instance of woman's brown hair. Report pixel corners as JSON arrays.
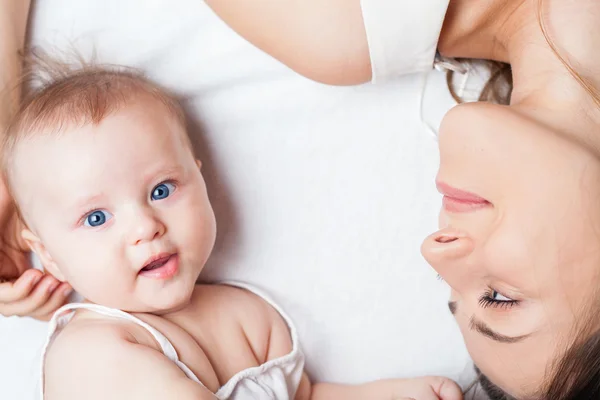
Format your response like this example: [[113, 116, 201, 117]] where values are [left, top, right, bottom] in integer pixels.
[[446, 60, 513, 105]]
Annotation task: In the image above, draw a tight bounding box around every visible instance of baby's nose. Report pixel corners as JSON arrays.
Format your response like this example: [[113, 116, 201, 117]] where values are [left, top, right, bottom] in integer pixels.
[[129, 210, 165, 245]]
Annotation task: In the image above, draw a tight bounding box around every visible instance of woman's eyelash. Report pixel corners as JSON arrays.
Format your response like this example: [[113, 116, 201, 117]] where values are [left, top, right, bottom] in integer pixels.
[[436, 274, 519, 310], [478, 289, 519, 309]]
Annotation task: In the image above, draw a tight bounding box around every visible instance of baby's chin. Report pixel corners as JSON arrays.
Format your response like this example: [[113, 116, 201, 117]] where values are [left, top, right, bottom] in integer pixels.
[[145, 289, 195, 315], [137, 287, 196, 314]]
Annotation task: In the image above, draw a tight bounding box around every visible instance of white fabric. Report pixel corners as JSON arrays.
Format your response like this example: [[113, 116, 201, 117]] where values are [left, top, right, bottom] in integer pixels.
[[361, 0, 451, 82], [40, 282, 305, 400], [1, 1, 477, 399], [42, 304, 201, 389]]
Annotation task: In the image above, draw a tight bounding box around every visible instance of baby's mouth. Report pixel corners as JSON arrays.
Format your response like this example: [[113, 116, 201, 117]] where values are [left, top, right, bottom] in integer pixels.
[[141, 255, 172, 272], [138, 253, 180, 280], [138, 253, 177, 273]]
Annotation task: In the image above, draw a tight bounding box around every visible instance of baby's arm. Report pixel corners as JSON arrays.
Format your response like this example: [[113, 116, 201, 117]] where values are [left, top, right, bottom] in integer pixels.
[[241, 293, 463, 400], [305, 377, 463, 400], [44, 322, 216, 400]]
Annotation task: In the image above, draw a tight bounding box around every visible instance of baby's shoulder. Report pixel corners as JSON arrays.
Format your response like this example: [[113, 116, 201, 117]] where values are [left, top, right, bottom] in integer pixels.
[[43, 312, 215, 400], [46, 312, 151, 367], [43, 315, 139, 398]]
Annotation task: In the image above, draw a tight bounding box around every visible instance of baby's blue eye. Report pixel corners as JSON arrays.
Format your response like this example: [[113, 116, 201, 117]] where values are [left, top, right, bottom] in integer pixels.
[[151, 182, 175, 201], [84, 210, 112, 227]]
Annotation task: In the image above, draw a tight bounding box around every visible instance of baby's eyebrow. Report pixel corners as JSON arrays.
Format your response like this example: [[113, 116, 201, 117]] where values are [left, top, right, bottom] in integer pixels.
[[448, 301, 530, 344], [71, 193, 106, 211], [141, 164, 186, 185]]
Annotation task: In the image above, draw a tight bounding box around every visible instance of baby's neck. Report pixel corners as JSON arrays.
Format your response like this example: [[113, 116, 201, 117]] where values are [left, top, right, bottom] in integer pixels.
[[80, 297, 192, 316]]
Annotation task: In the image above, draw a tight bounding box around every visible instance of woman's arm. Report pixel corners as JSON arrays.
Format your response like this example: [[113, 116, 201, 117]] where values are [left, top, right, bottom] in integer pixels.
[[204, 0, 372, 85], [0, 0, 71, 320], [0, 0, 30, 127]]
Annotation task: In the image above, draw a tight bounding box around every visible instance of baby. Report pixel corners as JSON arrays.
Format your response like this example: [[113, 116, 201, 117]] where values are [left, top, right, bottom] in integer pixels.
[[1, 64, 462, 400]]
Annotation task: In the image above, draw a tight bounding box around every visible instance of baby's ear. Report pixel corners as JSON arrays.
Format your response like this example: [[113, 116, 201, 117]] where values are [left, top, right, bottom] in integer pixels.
[[21, 229, 65, 281], [195, 159, 202, 169]]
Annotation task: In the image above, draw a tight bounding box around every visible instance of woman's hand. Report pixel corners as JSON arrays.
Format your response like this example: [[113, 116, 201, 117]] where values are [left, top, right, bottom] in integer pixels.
[[0, 179, 71, 320]]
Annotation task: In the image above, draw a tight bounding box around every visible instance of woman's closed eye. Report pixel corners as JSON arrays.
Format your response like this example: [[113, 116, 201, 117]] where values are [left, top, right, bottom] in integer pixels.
[[151, 181, 176, 201], [83, 209, 113, 227]]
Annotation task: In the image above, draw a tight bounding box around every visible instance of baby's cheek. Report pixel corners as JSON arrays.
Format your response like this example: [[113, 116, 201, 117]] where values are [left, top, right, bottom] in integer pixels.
[[61, 248, 126, 302], [179, 199, 216, 245]]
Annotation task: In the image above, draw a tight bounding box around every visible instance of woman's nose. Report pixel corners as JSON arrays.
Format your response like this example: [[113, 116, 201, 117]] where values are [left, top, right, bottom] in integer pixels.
[[421, 227, 474, 288]]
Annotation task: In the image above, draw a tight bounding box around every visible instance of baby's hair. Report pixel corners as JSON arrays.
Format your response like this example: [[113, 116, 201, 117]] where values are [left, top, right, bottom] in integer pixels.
[[1, 50, 188, 191]]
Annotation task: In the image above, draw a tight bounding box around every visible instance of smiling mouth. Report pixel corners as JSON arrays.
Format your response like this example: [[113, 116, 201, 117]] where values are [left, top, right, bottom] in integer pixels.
[[442, 196, 491, 213], [436, 181, 491, 213]]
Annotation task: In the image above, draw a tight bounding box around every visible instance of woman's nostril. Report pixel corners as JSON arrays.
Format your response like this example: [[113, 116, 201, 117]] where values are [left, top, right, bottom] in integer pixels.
[[436, 235, 458, 244]]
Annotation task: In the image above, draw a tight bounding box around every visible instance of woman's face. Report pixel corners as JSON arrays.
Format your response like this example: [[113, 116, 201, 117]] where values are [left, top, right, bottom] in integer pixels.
[[421, 102, 600, 399]]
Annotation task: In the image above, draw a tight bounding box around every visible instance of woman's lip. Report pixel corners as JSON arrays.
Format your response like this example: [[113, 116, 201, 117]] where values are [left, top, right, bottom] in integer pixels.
[[436, 182, 491, 213]]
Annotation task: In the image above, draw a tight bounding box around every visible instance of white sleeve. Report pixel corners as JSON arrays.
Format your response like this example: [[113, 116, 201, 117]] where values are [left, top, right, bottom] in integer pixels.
[[360, 0, 450, 82]]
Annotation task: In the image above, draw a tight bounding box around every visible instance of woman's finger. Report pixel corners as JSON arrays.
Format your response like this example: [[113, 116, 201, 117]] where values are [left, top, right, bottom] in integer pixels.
[[0, 274, 59, 317], [30, 282, 72, 320], [0, 269, 43, 305]]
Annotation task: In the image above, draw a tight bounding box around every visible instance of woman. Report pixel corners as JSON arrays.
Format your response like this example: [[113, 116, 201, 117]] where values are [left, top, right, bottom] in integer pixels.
[[428, 1, 600, 398], [209, 0, 600, 398]]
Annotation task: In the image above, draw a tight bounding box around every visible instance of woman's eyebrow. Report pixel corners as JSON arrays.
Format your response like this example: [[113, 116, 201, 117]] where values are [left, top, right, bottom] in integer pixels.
[[448, 301, 530, 344], [469, 317, 530, 344]]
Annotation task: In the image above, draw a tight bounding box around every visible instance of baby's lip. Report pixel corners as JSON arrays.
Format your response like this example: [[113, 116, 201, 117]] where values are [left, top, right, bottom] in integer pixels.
[[139, 252, 176, 273]]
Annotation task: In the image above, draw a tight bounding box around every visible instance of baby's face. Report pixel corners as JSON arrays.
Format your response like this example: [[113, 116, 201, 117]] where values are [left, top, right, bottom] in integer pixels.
[[422, 102, 600, 398], [12, 98, 216, 312]]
